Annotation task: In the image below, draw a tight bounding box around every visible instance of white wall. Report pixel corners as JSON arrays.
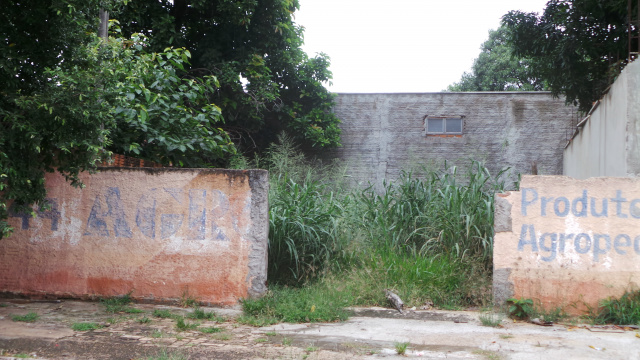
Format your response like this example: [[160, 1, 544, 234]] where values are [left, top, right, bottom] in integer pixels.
[[564, 60, 640, 178]]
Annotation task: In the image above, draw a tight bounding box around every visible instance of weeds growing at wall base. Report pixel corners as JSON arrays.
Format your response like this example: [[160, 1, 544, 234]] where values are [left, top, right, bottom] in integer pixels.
[[238, 134, 514, 323], [596, 290, 640, 325]]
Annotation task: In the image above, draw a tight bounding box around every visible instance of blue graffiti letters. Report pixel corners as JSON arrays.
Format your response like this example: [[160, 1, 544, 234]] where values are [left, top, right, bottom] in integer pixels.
[[9, 198, 60, 230], [521, 188, 640, 219], [19, 186, 231, 241], [517, 224, 640, 262], [84, 188, 133, 237], [188, 189, 206, 240], [136, 189, 157, 238]]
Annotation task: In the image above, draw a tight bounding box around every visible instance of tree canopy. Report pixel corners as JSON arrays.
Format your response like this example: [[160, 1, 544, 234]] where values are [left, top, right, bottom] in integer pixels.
[[115, 0, 341, 150], [1, 0, 340, 238], [502, 0, 636, 112], [447, 26, 545, 92]]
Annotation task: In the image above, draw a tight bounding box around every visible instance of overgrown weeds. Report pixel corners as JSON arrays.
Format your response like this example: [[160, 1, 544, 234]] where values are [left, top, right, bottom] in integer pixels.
[[596, 290, 640, 325], [187, 307, 222, 321], [101, 292, 140, 314], [238, 136, 515, 322], [241, 285, 351, 324], [153, 309, 176, 319]]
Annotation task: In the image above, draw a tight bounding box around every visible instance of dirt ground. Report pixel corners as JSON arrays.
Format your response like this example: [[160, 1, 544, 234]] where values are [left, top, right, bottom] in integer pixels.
[[1, 299, 639, 360]]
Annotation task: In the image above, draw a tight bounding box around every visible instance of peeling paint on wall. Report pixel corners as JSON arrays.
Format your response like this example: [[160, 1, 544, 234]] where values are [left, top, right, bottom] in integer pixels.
[[494, 175, 640, 313], [0, 168, 269, 305]]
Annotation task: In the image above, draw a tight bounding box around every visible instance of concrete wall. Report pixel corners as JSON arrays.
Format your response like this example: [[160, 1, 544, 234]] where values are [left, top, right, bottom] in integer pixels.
[[494, 175, 640, 313], [0, 168, 269, 305], [564, 60, 640, 178], [313, 92, 575, 190]]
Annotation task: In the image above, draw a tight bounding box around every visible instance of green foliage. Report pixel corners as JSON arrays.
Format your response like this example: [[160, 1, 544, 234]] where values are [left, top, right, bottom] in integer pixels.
[[187, 307, 222, 321], [502, 0, 635, 112], [479, 312, 504, 327], [137, 316, 152, 324], [448, 26, 545, 91], [175, 316, 199, 331], [145, 349, 188, 360], [240, 286, 351, 324], [260, 135, 347, 285], [0, 1, 235, 238], [269, 174, 343, 284], [115, 0, 341, 151], [597, 290, 640, 325], [100, 293, 138, 313], [394, 342, 409, 355], [153, 309, 176, 319], [359, 161, 509, 265], [345, 253, 491, 308], [11, 312, 39, 322], [199, 326, 223, 334], [507, 298, 534, 320], [255, 140, 509, 314], [72, 322, 104, 331]]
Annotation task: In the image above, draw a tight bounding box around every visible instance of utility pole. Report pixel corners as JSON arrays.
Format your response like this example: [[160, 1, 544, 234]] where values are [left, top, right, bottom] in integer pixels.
[[98, 9, 108, 41]]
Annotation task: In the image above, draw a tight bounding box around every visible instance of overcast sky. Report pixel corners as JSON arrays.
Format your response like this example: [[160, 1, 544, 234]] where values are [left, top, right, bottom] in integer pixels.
[[294, 0, 549, 93]]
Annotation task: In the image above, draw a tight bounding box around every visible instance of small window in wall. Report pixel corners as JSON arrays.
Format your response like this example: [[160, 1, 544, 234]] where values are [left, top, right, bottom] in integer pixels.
[[424, 116, 464, 135]]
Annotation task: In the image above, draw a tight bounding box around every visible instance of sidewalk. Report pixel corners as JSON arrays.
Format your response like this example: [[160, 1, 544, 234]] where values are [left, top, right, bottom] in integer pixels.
[[1, 299, 639, 359]]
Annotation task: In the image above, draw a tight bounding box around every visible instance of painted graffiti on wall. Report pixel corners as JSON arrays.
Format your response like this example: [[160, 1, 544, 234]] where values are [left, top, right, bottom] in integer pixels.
[[10, 187, 233, 241], [518, 188, 640, 262]]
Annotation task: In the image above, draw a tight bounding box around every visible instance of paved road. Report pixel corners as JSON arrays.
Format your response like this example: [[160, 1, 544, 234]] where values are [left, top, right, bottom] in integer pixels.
[[0, 299, 639, 359]]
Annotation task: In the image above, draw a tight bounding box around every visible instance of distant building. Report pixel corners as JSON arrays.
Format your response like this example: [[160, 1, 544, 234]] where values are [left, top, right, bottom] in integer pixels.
[[313, 92, 576, 190]]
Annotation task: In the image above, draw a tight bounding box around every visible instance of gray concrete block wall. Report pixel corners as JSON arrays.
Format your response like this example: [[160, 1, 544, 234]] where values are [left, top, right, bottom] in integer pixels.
[[313, 92, 575, 190]]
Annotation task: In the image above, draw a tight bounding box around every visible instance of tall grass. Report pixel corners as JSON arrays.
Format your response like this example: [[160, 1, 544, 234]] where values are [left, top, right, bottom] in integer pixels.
[[358, 162, 509, 263], [248, 135, 513, 309]]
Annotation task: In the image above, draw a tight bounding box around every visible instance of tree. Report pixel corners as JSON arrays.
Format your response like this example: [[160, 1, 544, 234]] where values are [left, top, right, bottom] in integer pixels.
[[502, 0, 636, 112], [114, 0, 341, 150], [0, 1, 235, 238], [447, 26, 545, 92]]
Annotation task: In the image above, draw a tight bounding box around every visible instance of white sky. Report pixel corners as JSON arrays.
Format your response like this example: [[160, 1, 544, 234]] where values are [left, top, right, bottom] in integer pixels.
[[294, 0, 549, 93]]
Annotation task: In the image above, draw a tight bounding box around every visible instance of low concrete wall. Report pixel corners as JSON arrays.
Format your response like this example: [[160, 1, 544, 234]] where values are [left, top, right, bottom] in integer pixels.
[[564, 60, 640, 178], [493, 175, 640, 312], [0, 168, 269, 305]]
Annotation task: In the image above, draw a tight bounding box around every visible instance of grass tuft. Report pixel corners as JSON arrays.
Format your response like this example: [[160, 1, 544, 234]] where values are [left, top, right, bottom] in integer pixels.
[[479, 312, 503, 327], [11, 312, 39, 322], [175, 316, 199, 331], [145, 348, 188, 360], [394, 342, 409, 355], [199, 326, 222, 333], [153, 309, 176, 319], [72, 322, 103, 331], [597, 290, 640, 325], [187, 307, 222, 321], [100, 292, 141, 314], [240, 285, 351, 325]]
